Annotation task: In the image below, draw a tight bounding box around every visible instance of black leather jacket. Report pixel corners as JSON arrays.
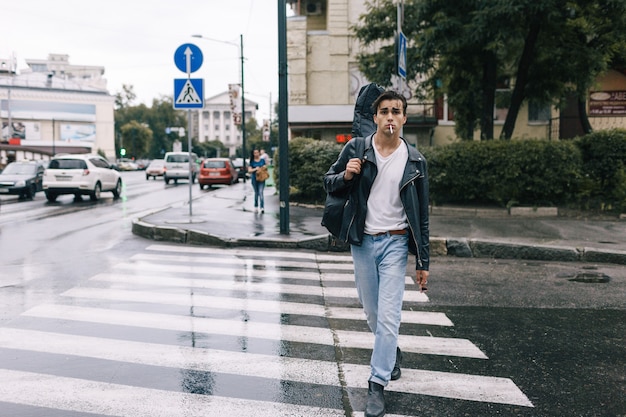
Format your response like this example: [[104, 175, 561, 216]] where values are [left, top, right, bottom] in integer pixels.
[[324, 135, 430, 270]]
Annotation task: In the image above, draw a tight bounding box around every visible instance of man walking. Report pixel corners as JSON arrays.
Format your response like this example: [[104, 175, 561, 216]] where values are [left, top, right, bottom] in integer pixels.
[[324, 90, 430, 417]]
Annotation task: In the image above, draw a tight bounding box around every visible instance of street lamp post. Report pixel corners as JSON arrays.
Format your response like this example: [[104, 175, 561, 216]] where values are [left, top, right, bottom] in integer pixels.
[[192, 34, 247, 179]]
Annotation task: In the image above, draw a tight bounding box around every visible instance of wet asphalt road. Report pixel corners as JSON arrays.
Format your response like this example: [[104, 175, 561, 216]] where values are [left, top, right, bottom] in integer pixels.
[[0, 171, 624, 416]]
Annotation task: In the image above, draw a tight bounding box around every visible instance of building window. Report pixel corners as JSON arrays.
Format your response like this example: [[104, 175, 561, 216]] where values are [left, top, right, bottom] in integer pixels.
[[215, 125, 220, 131], [528, 100, 550, 122], [203, 111, 209, 120], [494, 89, 511, 122], [225, 124, 230, 131]]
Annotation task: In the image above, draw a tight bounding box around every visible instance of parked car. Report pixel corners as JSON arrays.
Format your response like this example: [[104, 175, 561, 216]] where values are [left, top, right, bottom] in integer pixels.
[[231, 158, 248, 180], [198, 158, 238, 189], [0, 160, 45, 199], [135, 159, 150, 170], [145, 159, 165, 180], [117, 158, 139, 171], [43, 154, 122, 202], [163, 152, 199, 185]]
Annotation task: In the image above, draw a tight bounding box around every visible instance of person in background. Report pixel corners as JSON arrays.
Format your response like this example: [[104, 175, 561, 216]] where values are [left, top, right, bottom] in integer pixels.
[[248, 148, 267, 213], [323, 90, 430, 417], [260, 149, 270, 165]]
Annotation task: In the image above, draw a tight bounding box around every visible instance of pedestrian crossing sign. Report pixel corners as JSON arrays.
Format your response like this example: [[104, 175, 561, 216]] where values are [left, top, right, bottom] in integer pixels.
[[174, 78, 204, 109]]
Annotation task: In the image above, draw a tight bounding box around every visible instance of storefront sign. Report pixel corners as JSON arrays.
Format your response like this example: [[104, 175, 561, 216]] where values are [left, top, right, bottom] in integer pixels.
[[589, 91, 626, 116]]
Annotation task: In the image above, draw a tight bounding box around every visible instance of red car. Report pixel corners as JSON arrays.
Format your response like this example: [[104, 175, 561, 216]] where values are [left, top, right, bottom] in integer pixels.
[[198, 158, 239, 189]]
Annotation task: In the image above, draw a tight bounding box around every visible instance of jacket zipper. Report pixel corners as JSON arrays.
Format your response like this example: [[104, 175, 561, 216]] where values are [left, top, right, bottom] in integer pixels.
[[400, 173, 423, 268]]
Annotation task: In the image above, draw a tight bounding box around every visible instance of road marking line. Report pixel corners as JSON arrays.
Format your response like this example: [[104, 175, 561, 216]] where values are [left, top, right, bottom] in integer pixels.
[[90, 273, 326, 296], [146, 244, 320, 260], [131, 253, 320, 269], [327, 307, 454, 326], [64, 287, 326, 316], [0, 328, 340, 386], [0, 330, 525, 408], [343, 364, 533, 407], [90, 272, 425, 302], [337, 330, 487, 359], [23, 304, 479, 358], [114, 261, 322, 281], [322, 286, 428, 302], [64, 287, 446, 326], [0, 369, 347, 417], [23, 304, 336, 346]]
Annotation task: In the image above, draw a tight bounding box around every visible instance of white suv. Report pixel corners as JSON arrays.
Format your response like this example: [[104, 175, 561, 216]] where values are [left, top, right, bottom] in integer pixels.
[[43, 154, 122, 202], [163, 152, 199, 185]]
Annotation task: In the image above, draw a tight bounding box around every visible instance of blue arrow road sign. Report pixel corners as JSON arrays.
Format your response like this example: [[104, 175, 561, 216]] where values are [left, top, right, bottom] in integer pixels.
[[174, 43, 203, 75], [174, 78, 204, 109], [397, 31, 407, 79]]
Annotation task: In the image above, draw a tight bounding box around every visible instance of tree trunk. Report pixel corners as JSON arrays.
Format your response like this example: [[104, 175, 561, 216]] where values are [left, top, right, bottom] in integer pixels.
[[578, 96, 593, 134], [501, 22, 541, 140], [480, 52, 497, 140]]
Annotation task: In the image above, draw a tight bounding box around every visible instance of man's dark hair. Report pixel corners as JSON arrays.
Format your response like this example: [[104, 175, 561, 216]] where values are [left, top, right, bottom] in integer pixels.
[[371, 90, 407, 115]]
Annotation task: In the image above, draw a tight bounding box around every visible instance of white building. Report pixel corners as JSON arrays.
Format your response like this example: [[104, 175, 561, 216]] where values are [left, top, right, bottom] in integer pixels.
[[0, 53, 115, 166], [193, 91, 257, 157]]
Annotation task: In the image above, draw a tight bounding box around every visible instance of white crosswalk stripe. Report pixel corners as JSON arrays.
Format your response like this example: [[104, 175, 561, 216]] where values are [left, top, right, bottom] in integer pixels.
[[0, 244, 533, 416], [0, 369, 347, 417]]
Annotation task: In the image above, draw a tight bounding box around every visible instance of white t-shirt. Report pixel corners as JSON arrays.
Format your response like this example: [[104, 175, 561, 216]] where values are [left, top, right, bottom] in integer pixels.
[[364, 140, 408, 234]]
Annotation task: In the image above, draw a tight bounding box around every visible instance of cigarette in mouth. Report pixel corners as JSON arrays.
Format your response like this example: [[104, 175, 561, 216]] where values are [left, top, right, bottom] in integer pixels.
[[389, 125, 393, 134]]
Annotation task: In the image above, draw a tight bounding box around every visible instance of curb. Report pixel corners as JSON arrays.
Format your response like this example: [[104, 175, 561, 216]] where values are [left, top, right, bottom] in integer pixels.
[[132, 218, 626, 266]]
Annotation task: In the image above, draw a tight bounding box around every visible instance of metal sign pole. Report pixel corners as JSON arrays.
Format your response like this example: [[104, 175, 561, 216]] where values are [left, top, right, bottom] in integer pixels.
[[188, 109, 193, 217]]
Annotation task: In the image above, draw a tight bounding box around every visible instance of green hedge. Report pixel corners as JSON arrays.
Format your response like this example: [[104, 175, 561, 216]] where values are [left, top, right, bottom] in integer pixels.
[[274, 137, 343, 204], [422, 140, 583, 207], [275, 130, 626, 212], [575, 129, 626, 211]]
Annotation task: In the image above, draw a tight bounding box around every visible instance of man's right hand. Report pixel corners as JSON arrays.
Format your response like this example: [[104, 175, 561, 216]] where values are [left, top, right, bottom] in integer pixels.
[[344, 158, 362, 181]]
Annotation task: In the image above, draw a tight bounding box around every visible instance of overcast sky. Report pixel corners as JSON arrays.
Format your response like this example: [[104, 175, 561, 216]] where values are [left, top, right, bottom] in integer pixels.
[[1, 0, 285, 123]]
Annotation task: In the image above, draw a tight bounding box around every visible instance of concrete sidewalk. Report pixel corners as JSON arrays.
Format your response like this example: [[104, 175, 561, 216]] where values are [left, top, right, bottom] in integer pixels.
[[132, 181, 626, 265]]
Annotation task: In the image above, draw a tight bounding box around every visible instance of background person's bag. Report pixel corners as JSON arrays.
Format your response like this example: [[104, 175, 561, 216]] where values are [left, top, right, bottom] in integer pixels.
[[255, 166, 269, 182]]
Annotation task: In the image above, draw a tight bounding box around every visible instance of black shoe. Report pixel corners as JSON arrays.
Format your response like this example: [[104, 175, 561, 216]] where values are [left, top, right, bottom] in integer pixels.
[[365, 381, 385, 417], [391, 347, 402, 381]]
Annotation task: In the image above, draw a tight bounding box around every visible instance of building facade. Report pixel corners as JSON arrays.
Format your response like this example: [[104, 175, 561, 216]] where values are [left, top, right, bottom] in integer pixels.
[[0, 53, 115, 166], [193, 91, 257, 157]]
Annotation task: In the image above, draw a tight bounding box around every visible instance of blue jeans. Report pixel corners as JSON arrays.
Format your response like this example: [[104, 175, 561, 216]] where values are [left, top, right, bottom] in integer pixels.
[[351, 233, 408, 386], [251, 178, 265, 209]]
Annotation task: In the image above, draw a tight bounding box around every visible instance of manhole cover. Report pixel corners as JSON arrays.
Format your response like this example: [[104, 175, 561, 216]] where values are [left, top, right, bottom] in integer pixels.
[[569, 272, 611, 283]]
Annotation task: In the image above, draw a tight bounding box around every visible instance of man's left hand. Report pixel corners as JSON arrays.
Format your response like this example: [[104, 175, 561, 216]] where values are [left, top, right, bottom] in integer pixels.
[[416, 270, 429, 293]]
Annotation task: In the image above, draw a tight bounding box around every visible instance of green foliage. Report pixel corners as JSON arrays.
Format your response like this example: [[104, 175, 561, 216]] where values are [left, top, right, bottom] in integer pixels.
[[574, 129, 626, 211], [423, 139, 583, 207], [115, 93, 187, 159], [193, 140, 227, 158], [273, 137, 343, 204], [276, 132, 625, 213], [352, 0, 626, 140], [120, 121, 153, 160]]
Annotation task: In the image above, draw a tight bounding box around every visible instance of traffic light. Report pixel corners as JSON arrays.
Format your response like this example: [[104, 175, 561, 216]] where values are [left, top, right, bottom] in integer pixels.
[[120, 148, 126, 157]]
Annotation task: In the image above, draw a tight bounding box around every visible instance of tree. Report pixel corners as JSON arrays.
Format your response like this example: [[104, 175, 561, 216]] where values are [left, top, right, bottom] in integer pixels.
[[193, 140, 228, 158], [352, 0, 626, 140], [120, 121, 152, 159], [115, 84, 137, 110], [114, 91, 186, 159], [238, 117, 262, 158], [143, 96, 187, 158], [500, 0, 626, 139]]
